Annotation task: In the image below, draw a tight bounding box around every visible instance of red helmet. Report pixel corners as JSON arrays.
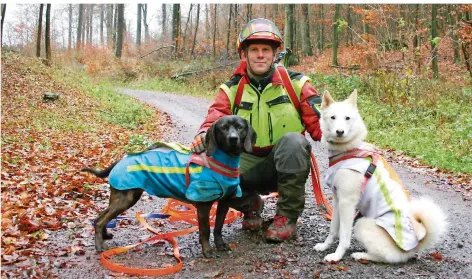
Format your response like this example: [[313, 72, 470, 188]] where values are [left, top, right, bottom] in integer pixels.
[[237, 18, 283, 54]]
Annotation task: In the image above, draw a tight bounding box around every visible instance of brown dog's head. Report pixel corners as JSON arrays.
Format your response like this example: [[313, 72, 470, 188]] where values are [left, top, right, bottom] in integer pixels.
[[205, 115, 257, 157]]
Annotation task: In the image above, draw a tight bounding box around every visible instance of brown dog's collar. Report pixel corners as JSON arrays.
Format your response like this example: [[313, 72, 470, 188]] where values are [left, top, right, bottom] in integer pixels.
[[185, 153, 240, 186]]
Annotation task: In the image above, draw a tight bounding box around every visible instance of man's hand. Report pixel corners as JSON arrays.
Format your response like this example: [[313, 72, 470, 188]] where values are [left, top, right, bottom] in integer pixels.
[[190, 133, 206, 153]]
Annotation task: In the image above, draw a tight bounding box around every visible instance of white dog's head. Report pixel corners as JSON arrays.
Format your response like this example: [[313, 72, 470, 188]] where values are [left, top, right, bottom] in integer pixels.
[[320, 90, 367, 152]]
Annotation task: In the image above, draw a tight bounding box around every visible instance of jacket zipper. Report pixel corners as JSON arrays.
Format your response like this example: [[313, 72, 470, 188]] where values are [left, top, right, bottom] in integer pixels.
[[268, 112, 273, 144]]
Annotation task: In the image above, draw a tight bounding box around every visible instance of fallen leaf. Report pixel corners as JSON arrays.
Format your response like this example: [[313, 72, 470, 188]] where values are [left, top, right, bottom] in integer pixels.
[[430, 252, 443, 261], [336, 265, 349, 271]]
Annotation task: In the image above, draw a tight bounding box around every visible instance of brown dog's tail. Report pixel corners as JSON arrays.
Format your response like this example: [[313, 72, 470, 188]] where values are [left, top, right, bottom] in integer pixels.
[[81, 161, 119, 178]]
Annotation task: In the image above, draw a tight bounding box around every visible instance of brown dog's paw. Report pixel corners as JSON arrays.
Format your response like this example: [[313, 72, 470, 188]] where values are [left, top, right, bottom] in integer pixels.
[[215, 240, 231, 252], [202, 248, 218, 258]]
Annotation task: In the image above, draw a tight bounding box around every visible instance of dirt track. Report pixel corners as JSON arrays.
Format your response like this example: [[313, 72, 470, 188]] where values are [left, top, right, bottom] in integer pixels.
[[56, 88, 471, 279]]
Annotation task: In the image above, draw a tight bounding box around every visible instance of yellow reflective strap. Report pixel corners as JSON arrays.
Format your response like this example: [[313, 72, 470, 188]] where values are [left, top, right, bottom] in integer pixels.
[[128, 165, 202, 174]]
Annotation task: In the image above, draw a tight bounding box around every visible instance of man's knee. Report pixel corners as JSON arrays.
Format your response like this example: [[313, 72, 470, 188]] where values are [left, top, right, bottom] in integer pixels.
[[274, 133, 311, 173]]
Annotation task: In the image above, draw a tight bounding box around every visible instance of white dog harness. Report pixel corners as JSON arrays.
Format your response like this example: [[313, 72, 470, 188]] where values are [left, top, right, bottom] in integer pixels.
[[326, 145, 419, 251]]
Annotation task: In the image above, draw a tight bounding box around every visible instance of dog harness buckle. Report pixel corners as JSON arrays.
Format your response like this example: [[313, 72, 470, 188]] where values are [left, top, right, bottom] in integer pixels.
[[365, 163, 376, 178]]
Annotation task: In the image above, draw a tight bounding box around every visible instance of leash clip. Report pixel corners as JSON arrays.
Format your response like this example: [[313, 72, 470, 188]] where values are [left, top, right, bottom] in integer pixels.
[[365, 163, 376, 178]]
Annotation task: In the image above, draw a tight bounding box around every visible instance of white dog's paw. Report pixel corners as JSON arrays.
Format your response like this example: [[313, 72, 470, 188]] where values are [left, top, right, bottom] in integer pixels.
[[324, 253, 342, 262], [351, 252, 369, 261], [314, 243, 330, 251]]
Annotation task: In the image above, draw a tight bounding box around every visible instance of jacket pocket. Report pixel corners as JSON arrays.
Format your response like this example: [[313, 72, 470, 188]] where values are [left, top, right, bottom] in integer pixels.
[[235, 101, 253, 125]]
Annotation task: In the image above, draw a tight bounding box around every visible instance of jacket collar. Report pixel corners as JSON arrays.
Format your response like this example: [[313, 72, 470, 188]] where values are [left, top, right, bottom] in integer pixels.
[[232, 61, 284, 87]]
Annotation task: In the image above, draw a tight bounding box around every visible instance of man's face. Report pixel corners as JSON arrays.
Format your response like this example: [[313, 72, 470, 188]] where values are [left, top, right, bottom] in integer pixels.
[[241, 43, 275, 76]]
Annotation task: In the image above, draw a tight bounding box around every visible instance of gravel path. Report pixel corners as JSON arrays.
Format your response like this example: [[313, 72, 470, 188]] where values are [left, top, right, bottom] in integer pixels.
[[57, 88, 471, 279]]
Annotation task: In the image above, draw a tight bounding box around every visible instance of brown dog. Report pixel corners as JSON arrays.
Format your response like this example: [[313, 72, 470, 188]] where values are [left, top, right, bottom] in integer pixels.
[[82, 115, 256, 258]]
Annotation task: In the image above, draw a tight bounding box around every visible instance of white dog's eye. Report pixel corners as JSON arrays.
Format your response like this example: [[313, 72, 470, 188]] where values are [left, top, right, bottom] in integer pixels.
[[346, 117, 350, 120], [331, 116, 335, 120]]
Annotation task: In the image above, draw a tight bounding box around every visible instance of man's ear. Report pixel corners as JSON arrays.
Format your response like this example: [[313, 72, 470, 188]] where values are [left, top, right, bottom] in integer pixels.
[[243, 120, 257, 153], [240, 50, 247, 62], [205, 125, 217, 156]]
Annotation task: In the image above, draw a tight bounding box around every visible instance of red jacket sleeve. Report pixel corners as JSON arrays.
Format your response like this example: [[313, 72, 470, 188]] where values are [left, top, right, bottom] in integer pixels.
[[197, 89, 232, 135], [300, 82, 322, 141]]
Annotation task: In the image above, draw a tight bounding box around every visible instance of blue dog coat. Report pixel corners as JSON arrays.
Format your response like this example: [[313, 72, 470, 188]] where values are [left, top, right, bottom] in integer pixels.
[[108, 142, 242, 203]]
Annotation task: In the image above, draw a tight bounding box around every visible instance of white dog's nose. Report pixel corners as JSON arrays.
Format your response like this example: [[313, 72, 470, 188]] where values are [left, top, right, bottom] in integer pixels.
[[336, 130, 344, 137]]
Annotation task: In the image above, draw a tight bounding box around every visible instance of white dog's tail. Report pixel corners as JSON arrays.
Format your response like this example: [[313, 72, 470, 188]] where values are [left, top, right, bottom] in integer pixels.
[[409, 197, 447, 250]]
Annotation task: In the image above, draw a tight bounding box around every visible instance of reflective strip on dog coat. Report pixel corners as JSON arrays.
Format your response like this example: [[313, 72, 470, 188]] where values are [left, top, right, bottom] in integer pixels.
[[108, 142, 242, 203], [326, 148, 419, 251]]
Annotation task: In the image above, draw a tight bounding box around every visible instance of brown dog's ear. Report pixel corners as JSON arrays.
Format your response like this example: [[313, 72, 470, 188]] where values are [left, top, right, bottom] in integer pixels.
[[322, 90, 335, 110], [205, 124, 217, 156], [243, 120, 257, 153]]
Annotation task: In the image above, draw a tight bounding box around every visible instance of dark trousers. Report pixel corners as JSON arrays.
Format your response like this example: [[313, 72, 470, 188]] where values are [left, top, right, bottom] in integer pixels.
[[228, 133, 312, 220]]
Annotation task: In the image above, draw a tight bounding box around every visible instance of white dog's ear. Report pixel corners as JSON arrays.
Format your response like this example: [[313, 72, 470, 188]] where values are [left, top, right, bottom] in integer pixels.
[[322, 90, 335, 109], [347, 89, 358, 107]]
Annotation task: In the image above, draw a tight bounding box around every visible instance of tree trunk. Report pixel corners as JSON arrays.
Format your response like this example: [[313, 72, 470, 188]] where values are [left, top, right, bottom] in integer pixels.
[[100, 5, 104, 46], [284, 4, 294, 50], [234, 4, 239, 56], [113, 5, 117, 48], [89, 5, 94, 45], [115, 4, 124, 58], [332, 4, 341, 66], [182, 4, 193, 53], [36, 4, 44, 57], [226, 4, 232, 57], [246, 4, 252, 22], [347, 5, 353, 46], [137, 4, 142, 47], [45, 4, 51, 64], [318, 4, 324, 53], [447, 5, 461, 63], [172, 4, 181, 57], [212, 4, 217, 58], [363, 4, 370, 35], [68, 5, 72, 50], [162, 4, 167, 40], [106, 4, 112, 47], [431, 4, 439, 79], [77, 4, 83, 51], [191, 4, 200, 58], [301, 4, 312, 56], [0, 4, 5, 45], [142, 4, 149, 43]]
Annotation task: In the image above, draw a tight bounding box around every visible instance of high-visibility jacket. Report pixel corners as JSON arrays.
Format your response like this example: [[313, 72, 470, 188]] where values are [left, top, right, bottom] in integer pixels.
[[326, 145, 419, 251], [109, 142, 242, 203], [197, 61, 322, 157]]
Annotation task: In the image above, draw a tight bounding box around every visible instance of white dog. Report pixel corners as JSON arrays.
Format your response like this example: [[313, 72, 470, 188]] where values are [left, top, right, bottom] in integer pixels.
[[314, 90, 447, 263]]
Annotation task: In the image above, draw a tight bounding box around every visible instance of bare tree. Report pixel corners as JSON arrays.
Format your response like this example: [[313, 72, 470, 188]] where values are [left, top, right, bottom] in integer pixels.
[[36, 4, 44, 57], [1, 4, 5, 45], [88, 4, 94, 45], [137, 4, 142, 47], [332, 4, 341, 66], [191, 4, 200, 58], [68, 4, 72, 50], [77, 4, 84, 51], [318, 4, 325, 53], [162, 4, 167, 40], [284, 4, 294, 50], [106, 4, 112, 46], [301, 4, 313, 56], [115, 4, 124, 58], [142, 4, 149, 43], [212, 4, 217, 58], [226, 4, 233, 56], [100, 5, 104, 46], [172, 4, 181, 57], [431, 4, 439, 79], [45, 4, 51, 64], [182, 4, 193, 52]]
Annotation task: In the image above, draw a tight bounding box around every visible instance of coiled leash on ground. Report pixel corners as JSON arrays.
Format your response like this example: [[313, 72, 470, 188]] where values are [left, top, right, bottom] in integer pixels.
[[100, 152, 330, 276]]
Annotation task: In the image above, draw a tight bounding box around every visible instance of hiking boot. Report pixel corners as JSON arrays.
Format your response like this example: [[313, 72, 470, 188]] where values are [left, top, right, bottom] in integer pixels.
[[265, 215, 297, 242], [241, 197, 264, 231]]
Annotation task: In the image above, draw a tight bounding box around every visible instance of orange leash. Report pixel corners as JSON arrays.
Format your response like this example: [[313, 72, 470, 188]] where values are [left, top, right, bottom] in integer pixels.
[[311, 152, 332, 220], [100, 201, 241, 276]]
